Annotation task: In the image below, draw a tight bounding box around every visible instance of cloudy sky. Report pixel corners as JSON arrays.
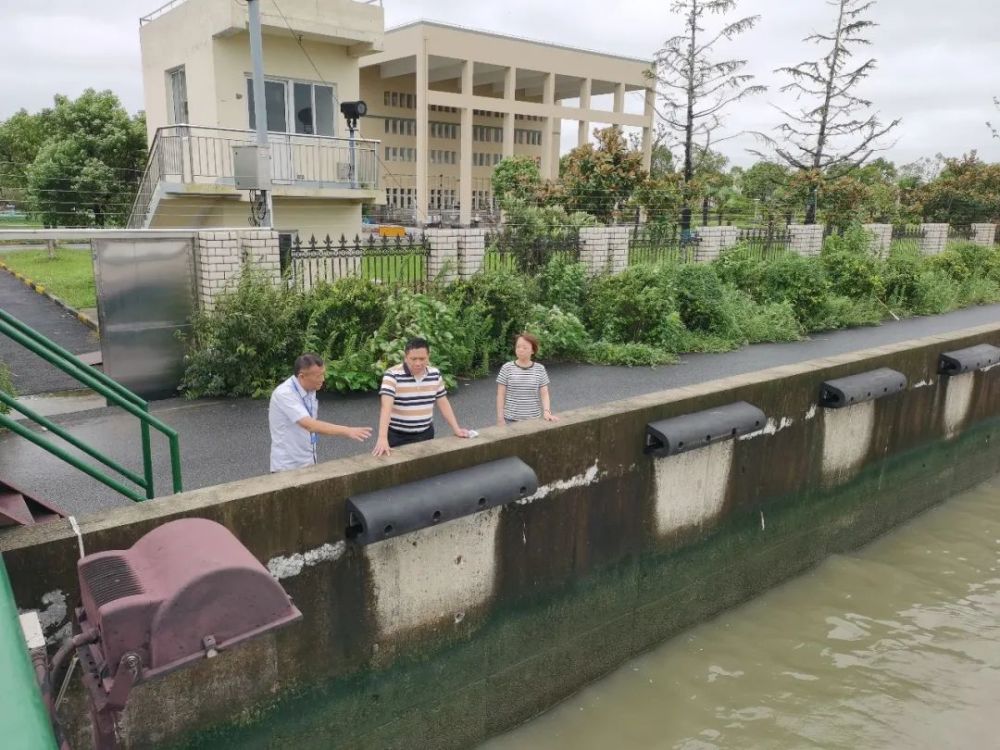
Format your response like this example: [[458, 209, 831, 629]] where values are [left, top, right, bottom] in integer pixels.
[[1, 0, 997, 168]]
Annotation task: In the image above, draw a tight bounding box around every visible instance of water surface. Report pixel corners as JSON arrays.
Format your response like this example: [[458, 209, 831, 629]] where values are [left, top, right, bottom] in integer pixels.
[[482, 474, 1000, 750]]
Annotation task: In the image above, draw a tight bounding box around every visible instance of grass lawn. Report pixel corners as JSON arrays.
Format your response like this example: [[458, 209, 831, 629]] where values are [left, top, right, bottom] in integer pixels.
[[0, 248, 96, 309]]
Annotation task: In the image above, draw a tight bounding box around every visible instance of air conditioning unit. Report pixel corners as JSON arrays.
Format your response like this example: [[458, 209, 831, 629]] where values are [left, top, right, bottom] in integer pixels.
[[336, 163, 354, 181]]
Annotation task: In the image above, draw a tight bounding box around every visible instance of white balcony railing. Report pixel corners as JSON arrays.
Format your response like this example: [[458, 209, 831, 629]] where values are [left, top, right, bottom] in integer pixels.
[[129, 125, 380, 228]]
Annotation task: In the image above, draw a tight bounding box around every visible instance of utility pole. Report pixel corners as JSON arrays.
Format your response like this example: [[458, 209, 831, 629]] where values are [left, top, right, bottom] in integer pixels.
[[247, 0, 273, 227]]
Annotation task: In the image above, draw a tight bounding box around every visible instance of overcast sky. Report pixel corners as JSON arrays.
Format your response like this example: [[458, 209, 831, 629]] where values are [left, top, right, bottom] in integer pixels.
[[1, 0, 997, 168]]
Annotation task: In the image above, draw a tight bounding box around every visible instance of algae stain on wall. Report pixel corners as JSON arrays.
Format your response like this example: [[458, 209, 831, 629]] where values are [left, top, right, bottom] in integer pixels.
[[822, 401, 875, 485], [943, 373, 975, 439], [653, 441, 733, 536], [365, 507, 502, 637]]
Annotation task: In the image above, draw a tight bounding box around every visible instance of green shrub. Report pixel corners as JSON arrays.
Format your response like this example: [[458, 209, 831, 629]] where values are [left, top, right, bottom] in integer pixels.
[[537, 255, 589, 316], [372, 288, 491, 389], [675, 264, 739, 338], [821, 249, 886, 301], [303, 279, 389, 363], [448, 267, 534, 362], [713, 244, 767, 293], [726, 290, 802, 344], [585, 341, 676, 367], [585, 264, 687, 350], [180, 270, 309, 398], [524, 305, 592, 360], [757, 254, 831, 329]]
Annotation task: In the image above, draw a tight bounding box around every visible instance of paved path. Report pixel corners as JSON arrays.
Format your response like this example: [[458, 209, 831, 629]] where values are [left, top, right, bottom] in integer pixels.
[[2, 302, 999, 517], [0, 270, 99, 395]]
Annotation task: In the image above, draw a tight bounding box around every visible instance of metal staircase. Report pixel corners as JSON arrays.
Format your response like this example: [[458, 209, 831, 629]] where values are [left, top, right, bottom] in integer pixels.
[[0, 308, 183, 510], [0, 479, 66, 528]]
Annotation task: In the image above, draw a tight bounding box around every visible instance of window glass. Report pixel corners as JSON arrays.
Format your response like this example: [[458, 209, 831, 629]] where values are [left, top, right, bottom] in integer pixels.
[[294, 83, 313, 134], [314, 86, 334, 136]]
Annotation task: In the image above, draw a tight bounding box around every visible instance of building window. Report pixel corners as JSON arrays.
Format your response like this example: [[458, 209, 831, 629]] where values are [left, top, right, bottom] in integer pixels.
[[167, 66, 188, 124], [247, 77, 336, 136]]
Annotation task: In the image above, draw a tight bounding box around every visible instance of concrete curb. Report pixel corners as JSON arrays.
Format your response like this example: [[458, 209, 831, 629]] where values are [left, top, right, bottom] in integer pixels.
[[0, 260, 99, 332]]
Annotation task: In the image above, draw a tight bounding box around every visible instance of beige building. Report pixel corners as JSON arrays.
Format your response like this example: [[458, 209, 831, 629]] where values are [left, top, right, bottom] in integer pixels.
[[360, 21, 655, 227], [131, 5, 654, 238], [130, 0, 384, 240]]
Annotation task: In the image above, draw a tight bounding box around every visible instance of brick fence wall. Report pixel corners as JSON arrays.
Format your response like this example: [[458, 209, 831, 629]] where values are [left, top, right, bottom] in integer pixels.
[[194, 229, 280, 310]]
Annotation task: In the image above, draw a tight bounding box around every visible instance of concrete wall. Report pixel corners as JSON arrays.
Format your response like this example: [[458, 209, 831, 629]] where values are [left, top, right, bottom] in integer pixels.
[[788, 224, 824, 257], [4, 325, 1000, 749], [693, 226, 739, 262], [920, 223, 949, 256], [194, 229, 281, 310], [862, 223, 893, 258], [972, 223, 997, 247]]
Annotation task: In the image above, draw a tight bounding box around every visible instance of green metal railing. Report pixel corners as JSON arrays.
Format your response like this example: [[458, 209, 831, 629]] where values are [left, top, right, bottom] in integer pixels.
[[0, 555, 58, 749], [0, 308, 182, 502]]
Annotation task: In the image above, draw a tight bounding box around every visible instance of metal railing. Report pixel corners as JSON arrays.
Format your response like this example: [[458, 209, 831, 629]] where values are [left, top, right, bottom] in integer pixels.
[[735, 225, 792, 261], [127, 128, 166, 229], [289, 233, 431, 290], [129, 125, 380, 227], [948, 224, 975, 241], [628, 225, 701, 266], [0, 309, 182, 503], [485, 227, 580, 273], [891, 224, 926, 254], [0, 556, 58, 749]]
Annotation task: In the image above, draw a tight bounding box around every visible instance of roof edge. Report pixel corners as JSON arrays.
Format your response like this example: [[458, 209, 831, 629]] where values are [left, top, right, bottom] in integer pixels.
[[385, 19, 653, 67]]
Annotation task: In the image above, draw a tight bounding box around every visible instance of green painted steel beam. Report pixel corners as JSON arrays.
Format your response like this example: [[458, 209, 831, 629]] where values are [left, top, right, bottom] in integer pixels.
[[0, 557, 58, 749]]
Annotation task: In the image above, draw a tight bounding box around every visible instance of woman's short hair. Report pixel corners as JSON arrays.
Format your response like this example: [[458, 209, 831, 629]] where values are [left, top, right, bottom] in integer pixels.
[[515, 332, 539, 355]]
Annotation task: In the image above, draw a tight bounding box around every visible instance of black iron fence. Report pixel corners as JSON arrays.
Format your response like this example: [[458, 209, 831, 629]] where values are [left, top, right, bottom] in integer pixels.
[[286, 233, 430, 290], [890, 225, 926, 254], [628, 225, 701, 266], [948, 224, 975, 241], [734, 224, 792, 261], [483, 228, 580, 273]]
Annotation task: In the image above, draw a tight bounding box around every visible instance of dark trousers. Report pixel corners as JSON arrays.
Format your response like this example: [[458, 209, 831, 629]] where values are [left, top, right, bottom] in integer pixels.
[[387, 425, 434, 448]]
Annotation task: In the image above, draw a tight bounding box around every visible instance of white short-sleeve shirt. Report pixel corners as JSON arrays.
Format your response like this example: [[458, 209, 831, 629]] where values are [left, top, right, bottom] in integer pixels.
[[269, 376, 318, 472]]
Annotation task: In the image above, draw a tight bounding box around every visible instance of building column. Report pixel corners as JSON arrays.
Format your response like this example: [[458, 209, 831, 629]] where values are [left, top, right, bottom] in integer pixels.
[[460, 60, 474, 227], [541, 73, 556, 181], [641, 87, 654, 172], [415, 47, 429, 226], [613, 82, 625, 114], [577, 78, 592, 146], [502, 66, 515, 159]]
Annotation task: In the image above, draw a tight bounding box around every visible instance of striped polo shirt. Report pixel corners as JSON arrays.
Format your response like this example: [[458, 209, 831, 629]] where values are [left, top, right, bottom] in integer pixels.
[[497, 361, 550, 421], [379, 363, 447, 433]]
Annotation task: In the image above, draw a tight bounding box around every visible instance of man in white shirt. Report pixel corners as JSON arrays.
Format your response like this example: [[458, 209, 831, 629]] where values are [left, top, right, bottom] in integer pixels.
[[269, 354, 372, 472]]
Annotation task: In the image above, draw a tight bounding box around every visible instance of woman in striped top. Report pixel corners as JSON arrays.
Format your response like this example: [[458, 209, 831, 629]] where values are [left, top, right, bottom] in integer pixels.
[[496, 332, 559, 426]]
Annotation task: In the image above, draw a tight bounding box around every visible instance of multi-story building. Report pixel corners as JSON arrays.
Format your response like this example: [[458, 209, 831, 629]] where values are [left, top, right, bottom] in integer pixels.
[[360, 21, 654, 226], [130, 0, 384, 240]]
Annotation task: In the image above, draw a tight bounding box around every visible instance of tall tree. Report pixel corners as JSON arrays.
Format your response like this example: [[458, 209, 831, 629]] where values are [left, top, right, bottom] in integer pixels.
[[25, 90, 146, 227], [755, 0, 900, 223], [989, 97, 999, 139], [559, 126, 648, 224], [0, 108, 52, 202], [649, 0, 765, 231]]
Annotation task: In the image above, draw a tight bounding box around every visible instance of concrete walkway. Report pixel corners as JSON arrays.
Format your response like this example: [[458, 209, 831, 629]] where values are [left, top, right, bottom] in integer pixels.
[[2, 302, 1000, 517], [0, 270, 99, 395]]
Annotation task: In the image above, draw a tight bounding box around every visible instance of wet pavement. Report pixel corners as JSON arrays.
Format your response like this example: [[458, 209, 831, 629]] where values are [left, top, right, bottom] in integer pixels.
[[1, 302, 999, 517], [0, 270, 99, 395]]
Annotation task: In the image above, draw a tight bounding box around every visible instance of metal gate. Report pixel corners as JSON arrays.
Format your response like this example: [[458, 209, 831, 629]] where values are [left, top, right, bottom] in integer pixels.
[[92, 233, 197, 399]]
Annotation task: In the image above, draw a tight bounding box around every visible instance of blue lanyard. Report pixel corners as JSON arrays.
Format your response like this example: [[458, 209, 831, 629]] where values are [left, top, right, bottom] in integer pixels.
[[292, 379, 319, 451]]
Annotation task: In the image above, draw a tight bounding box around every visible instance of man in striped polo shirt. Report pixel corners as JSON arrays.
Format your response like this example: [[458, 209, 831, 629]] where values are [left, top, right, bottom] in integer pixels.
[[372, 337, 470, 456]]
